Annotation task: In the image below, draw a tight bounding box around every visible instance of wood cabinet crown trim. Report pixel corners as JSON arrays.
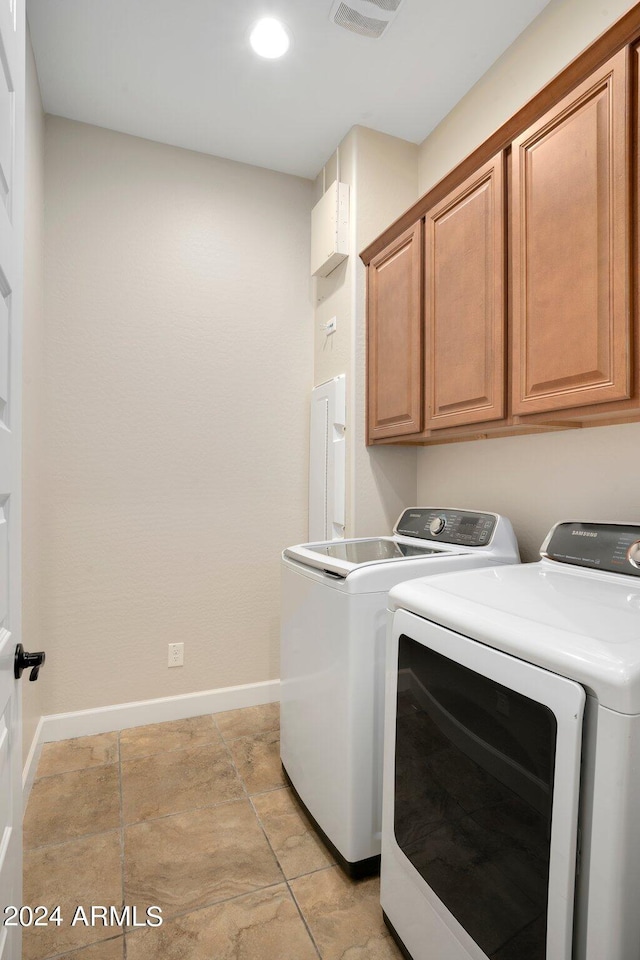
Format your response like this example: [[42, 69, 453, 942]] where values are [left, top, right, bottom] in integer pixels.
[[360, 0, 640, 266]]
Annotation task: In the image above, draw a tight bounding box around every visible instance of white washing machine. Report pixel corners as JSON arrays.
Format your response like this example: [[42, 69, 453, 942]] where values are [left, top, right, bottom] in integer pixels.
[[381, 519, 640, 960], [280, 507, 519, 877]]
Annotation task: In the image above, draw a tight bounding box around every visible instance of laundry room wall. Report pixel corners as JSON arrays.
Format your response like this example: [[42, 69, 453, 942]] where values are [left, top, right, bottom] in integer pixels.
[[314, 126, 419, 538], [22, 28, 46, 761], [39, 117, 313, 716], [416, 0, 640, 561]]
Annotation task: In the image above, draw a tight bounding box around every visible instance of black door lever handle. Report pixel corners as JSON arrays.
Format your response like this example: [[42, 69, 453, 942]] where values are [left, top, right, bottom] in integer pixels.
[[14, 643, 46, 681]]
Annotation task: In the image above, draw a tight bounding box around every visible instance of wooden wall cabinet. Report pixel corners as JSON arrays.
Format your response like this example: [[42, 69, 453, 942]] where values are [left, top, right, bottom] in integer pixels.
[[367, 222, 424, 440], [425, 153, 505, 430], [366, 155, 506, 445], [511, 48, 631, 418], [363, 34, 639, 447]]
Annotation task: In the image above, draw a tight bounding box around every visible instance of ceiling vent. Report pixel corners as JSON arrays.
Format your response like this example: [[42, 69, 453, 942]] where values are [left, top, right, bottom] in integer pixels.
[[329, 0, 404, 39]]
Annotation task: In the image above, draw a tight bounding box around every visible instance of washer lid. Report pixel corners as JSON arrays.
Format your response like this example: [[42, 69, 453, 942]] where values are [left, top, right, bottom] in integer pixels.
[[283, 508, 518, 578], [283, 537, 449, 577], [389, 561, 640, 714]]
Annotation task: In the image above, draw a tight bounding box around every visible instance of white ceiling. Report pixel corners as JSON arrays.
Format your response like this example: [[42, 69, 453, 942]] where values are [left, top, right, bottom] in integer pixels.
[[27, 0, 552, 180]]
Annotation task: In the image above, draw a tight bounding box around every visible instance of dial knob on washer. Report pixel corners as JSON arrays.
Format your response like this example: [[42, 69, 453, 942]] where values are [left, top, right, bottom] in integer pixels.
[[627, 541, 640, 568], [430, 516, 446, 536]]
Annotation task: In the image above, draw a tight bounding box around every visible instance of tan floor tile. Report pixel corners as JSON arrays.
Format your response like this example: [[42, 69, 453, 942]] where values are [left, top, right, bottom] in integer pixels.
[[290, 866, 402, 960], [215, 702, 280, 741], [253, 788, 334, 879], [22, 831, 123, 960], [120, 715, 219, 760], [24, 765, 120, 848], [126, 884, 318, 960], [53, 936, 125, 959], [36, 733, 119, 779], [124, 799, 283, 919], [228, 731, 284, 795], [122, 741, 243, 823]]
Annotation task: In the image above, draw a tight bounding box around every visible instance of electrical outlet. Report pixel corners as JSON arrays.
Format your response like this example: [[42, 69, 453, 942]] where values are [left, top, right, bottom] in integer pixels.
[[168, 642, 184, 667]]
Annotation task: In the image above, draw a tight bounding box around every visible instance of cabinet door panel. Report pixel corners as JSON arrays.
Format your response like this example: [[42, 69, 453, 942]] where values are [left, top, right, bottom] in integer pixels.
[[367, 222, 423, 441], [426, 153, 505, 429], [511, 48, 630, 416]]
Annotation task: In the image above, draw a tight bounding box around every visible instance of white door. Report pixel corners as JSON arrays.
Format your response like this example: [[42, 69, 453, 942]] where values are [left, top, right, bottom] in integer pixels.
[[0, 0, 25, 956]]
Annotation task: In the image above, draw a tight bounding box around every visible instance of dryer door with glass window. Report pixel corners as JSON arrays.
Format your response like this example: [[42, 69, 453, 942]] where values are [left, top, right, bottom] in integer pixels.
[[389, 609, 584, 960]]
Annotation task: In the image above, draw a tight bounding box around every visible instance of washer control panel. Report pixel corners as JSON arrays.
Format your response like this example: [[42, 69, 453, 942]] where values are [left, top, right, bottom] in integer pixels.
[[395, 509, 496, 547], [543, 521, 640, 577]]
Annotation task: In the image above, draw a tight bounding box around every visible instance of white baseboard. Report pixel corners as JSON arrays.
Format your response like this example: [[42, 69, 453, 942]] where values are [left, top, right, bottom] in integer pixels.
[[37, 678, 280, 745], [22, 715, 45, 809]]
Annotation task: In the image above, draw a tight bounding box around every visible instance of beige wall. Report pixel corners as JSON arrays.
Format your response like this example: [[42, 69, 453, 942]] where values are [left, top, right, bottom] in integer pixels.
[[40, 117, 313, 715], [416, 0, 640, 561], [22, 29, 45, 760], [314, 126, 419, 538]]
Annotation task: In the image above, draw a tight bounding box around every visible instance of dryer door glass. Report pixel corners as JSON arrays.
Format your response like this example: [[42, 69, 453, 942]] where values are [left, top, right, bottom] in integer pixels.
[[395, 635, 557, 959]]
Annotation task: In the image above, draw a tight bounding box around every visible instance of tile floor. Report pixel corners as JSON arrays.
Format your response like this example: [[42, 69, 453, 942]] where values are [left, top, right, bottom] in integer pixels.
[[23, 703, 402, 960]]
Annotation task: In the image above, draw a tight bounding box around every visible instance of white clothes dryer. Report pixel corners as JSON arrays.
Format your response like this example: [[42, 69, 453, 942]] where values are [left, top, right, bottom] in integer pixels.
[[381, 519, 640, 960], [280, 507, 519, 877]]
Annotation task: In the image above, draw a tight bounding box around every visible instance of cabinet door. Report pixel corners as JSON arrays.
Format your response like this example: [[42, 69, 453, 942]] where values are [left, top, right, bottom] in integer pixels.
[[425, 153, 505, 429], [367, 222, 423, 441], [511, 48, 630, 416]]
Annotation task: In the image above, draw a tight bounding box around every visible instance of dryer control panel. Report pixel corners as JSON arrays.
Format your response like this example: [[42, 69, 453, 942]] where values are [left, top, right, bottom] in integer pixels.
[[543, 521, 640, 577], [395, 508, 496, 547]]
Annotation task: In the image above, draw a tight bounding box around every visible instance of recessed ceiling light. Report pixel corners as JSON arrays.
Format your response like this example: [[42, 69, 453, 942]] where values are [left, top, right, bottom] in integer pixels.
[[250, 18, 291, 59]]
